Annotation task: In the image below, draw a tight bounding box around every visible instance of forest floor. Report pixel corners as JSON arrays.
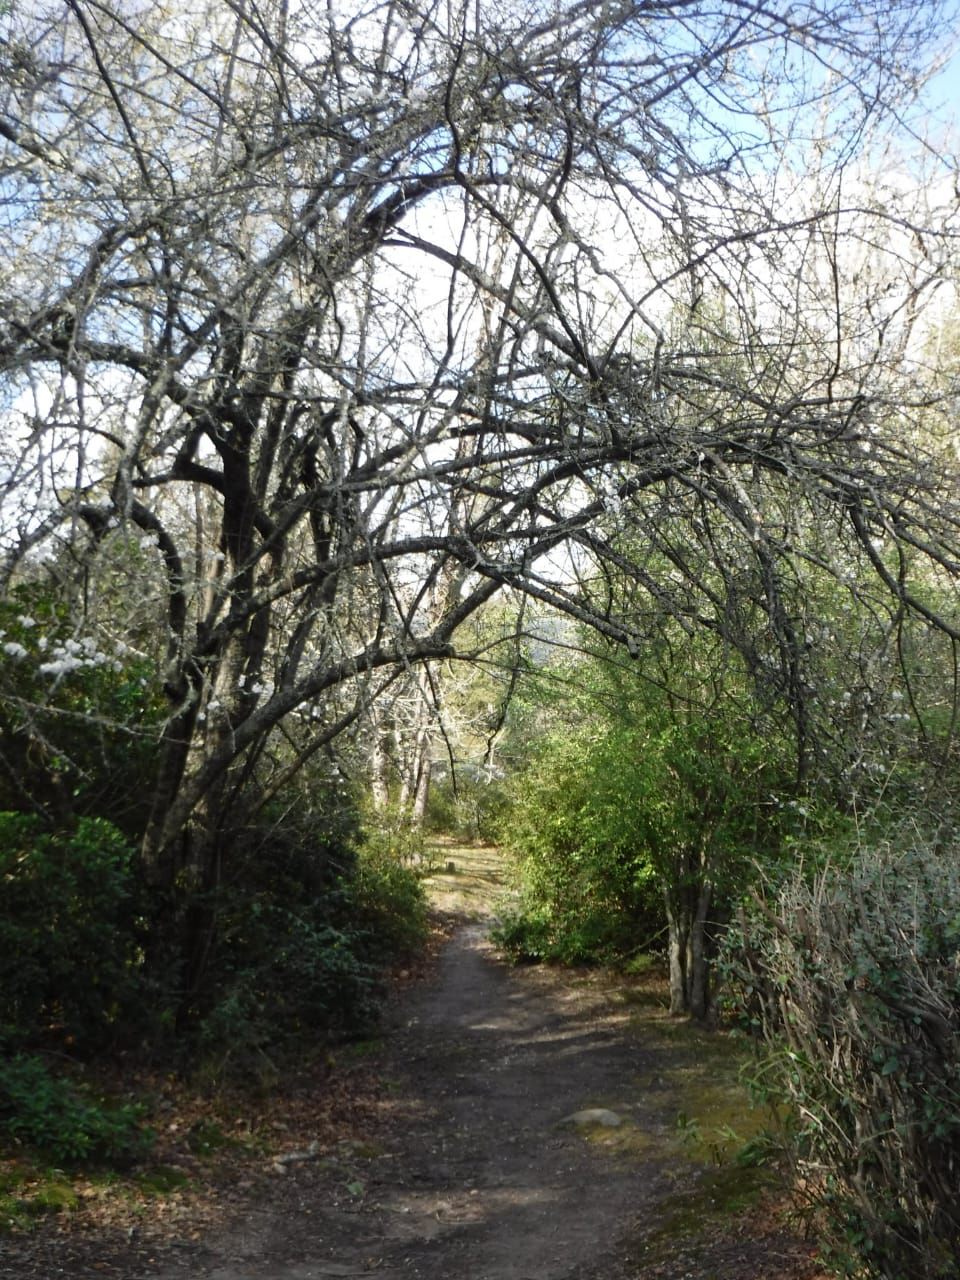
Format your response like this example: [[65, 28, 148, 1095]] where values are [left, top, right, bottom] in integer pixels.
[[0, 843, 828, 1280]]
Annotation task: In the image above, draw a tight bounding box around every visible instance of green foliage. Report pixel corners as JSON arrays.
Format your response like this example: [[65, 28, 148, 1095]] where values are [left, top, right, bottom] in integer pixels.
[[191, 798, 427, 1075], [351, 835, 430, 960], [728, 841, 960, 1279], [358, 810, 432, 870], [193, 801, 369, 1069], [135, 1165, 191, 1194], [0, 812, 141, 1050], [0, 679, 431, 1075], [498, 644, 793, 969], [425, 771, 508, 844], [496, 723, 663, 963], [490, 904, 558, 963], [0, 583, 163, 836], [196, 911, 379, 1074], [0, 584, 430, 1083], [0, 1056, 152, 1166]]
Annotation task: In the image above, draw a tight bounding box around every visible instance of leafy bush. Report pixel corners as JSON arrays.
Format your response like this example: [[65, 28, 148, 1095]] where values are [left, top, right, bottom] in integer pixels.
[[491, 904, 562, 964], [196, 911, 380, 1073], [192, 801, 365, 1064], [191, 800, 427, 1074], [0, 585, 164, 837], [498, 649, 797, 1015], [0, 813, 141, 1050], [358, 812, 433, 870], [0, 1055, 152, 1165], [426, 771, 508, 844], [728, 842, 960, 1279], [351, 838, 430, 959], [497, 726, 664, 964]]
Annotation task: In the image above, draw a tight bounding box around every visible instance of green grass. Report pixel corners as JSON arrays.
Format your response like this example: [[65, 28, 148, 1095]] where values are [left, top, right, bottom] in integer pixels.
[[0, 1165, 79, 1232], [421, 840, 512, 918], [135, 1165, 191, 1195]]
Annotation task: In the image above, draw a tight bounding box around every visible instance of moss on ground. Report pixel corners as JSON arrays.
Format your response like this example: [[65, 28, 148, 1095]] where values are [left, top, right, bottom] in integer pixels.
[[0, 1165, 79, 1232], [614, 972, 789, 1265]]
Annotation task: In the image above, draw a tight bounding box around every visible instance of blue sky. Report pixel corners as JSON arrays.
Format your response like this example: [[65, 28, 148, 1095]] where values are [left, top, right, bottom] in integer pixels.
[[924, 8, 960, 133]]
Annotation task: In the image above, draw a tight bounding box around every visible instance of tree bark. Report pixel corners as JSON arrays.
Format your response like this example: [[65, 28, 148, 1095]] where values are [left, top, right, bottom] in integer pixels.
[[665, 890, 687, 1016], [371, 731, 392, 811], [688, 881, 712, 1021], [411, 755, 432, 827]]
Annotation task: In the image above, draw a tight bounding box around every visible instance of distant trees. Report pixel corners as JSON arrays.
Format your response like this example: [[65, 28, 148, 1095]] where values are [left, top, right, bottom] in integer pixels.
[[2, 0, 959, 982]]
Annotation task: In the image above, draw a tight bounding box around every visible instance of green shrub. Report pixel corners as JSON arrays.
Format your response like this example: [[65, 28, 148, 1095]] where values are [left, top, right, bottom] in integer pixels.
[[351, 839, 430, 959], [191, 801, 426, 1074], [0, 1055, 152, 1165], [426, 772, 508, 843], [491, 905, 557, 963], [358, 814, 433, 870], [728, 842, 960, 1279], [196, 911, 379, 1073], [0, 585, 164, 837], [192, 802, 368, 1067], [0, 813, 141, 1050], [496, 727, 666, 965]]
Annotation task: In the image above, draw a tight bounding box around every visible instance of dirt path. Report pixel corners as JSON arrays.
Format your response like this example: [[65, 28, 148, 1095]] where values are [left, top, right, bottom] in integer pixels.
[[1, 846, 823, 1279], [378, 922, 669, 1279], [143, 866, 820, 1280], [351, 923, 672, 1279], [146, 923, 676, 1280]]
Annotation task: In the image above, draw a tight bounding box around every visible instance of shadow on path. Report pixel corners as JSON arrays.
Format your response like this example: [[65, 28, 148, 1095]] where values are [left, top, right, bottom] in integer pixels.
[[153, 923, 679, 1280]]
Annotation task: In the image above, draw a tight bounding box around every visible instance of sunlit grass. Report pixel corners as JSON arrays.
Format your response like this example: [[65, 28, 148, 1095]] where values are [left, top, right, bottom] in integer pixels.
[[421, 840, 514, 919]]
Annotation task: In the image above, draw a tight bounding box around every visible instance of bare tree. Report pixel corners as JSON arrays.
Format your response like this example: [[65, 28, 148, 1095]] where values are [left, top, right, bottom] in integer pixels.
[[1, 0, 958, 908]]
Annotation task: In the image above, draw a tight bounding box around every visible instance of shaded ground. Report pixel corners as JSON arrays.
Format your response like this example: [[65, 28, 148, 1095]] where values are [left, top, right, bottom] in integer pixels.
[[0, 844, 826, 1279]]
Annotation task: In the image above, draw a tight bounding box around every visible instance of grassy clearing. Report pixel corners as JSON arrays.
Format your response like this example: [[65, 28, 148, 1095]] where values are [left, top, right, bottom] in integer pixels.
[[420, 839, 513, 919]]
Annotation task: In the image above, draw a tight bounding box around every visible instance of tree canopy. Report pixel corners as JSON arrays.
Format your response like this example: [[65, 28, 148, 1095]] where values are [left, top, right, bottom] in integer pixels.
[[2, 0, 959, 881]]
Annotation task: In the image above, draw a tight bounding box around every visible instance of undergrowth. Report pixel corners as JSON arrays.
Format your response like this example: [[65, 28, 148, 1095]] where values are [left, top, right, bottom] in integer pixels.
[[0, 1056, 152, 1167], [727, 839, 960, 1279]]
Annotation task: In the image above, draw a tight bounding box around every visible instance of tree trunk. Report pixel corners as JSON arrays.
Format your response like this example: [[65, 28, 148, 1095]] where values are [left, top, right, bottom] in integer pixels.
[[370, 715, 392, 812], [141, 701, 201, 889], [664, 890, 687, 1015], [665, 877, 712, 1019], [688, 882, 712, 1021], [411, 755, 431, 826], [399, 666, 435, 825], [141, 611, 263, 1016]]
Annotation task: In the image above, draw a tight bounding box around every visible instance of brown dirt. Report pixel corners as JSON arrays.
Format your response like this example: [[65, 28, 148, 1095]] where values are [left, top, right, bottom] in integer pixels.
[[0, 849, 828, 1280]]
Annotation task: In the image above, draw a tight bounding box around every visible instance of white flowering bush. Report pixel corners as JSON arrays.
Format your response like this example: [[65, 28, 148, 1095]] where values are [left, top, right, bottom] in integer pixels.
[[0, 585, 163, 832]]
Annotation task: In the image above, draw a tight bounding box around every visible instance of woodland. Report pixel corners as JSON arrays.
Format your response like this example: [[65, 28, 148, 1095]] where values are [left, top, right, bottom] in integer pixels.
[[2, 0, 960, 1275]]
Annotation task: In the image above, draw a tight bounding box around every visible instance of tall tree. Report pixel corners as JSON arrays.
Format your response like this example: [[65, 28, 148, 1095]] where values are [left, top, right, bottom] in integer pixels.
[[1, 0, 958, 898]]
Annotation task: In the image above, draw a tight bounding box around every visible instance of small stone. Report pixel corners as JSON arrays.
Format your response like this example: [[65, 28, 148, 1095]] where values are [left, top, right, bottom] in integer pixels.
[[563, 1108, 623, 1128]]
